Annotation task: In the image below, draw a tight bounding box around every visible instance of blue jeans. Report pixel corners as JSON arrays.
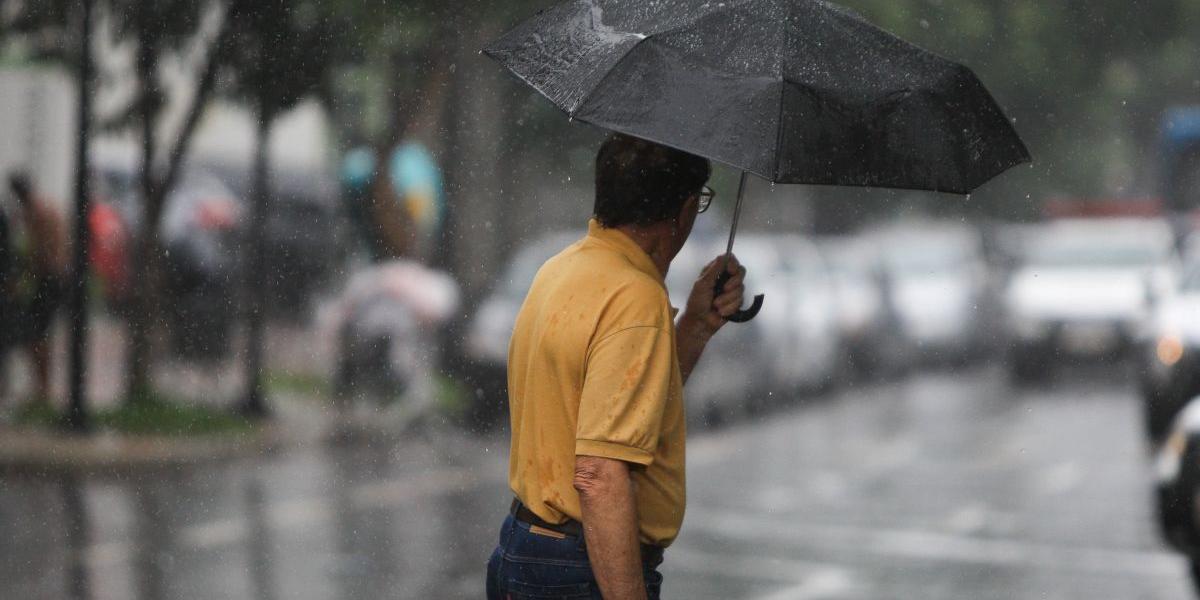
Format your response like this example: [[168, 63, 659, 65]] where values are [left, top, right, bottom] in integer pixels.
[[487, 515, 664, 599]]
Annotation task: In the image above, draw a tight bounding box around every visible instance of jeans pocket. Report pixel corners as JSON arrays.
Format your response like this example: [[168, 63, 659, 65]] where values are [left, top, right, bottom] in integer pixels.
[[503, 579, 593, 599]]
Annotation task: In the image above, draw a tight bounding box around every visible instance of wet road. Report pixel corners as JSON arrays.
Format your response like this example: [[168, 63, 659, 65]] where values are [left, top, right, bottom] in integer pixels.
[[1, 366, 1193, 599]]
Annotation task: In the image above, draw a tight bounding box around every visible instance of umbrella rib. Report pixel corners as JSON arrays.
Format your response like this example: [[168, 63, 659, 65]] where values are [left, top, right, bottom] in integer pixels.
[[565, 38, 647, 116], [637, 0, 763, 39], [771, 0, 789, 183]]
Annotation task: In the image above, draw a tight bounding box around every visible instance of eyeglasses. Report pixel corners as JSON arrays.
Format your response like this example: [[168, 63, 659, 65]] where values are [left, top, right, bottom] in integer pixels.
[[697, 185, 715, 214]]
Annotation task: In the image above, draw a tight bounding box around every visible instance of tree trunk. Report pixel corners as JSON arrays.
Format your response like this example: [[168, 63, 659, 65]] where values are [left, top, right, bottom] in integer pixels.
[[65, 0, 93, 432], [241, 106, 274, 418], [124, 29, 160, 404], [123, 5, 234, 404], [155, 0, 239, 208]]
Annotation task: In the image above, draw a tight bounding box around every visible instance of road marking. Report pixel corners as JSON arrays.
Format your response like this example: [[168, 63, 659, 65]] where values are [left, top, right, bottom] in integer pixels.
[[684, 507, 1187, 579], [752, 570, 857, 600], [667, 546, 856, 598], [1037, 461, 1084, 496]]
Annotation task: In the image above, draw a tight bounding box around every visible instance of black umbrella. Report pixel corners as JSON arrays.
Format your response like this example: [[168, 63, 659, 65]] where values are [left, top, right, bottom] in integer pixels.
[[484, 0, 1030, 322]]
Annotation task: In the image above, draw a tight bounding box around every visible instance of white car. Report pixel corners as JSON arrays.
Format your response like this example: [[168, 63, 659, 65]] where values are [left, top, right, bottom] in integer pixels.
[[818, 235, 905, 377], [1003, 218, 1178, 381], [1139, 256, 1200, 440], [667, 237, 765, 425], [873, 223, 991, 364], [774, 235, 844, 393], [466, 231, 581, 366], [464, 231, 581, 422]]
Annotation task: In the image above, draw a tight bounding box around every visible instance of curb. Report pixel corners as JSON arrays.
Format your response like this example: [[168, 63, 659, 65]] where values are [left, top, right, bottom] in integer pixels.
[[0, 424, 285, 475]]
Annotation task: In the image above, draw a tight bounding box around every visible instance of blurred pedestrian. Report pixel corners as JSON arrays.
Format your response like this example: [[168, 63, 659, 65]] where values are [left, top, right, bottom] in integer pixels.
[[486, 134, 748, 600], [9, 173, 70, 407]]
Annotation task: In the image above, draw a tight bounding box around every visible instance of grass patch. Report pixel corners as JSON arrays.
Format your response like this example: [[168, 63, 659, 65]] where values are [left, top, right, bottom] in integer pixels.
[[95, 391, 255, 437], [264, 370, 331, 400], [433, 374, 472, 420], [12, 402, 63, 429]]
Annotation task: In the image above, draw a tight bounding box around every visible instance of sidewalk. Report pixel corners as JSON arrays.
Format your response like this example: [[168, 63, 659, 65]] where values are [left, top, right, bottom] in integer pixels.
[[0, 313, 339, 473], [1, 313, 336, 409]]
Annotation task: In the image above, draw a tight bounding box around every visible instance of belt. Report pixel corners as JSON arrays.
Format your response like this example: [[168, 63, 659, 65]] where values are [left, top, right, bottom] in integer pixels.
[[510, 498, 665, 564]]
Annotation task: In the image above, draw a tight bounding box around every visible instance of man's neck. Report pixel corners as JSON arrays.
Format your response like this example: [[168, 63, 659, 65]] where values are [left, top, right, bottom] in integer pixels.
[[615, 224, 672, 278]]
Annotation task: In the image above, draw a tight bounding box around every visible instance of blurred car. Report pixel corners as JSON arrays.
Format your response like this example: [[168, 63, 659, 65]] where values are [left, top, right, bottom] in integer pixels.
[[160, 172, 245, 360], [209, 164, 345, 319], [774, 235, 844, 392], [88, 160, 343, 352], [818, 235, 904, 378], [466, 231, 582, 367], [1140, 256, 1200, 441], [873, 223, 992, 364], [672, 233, 843, 424], [666, 236, 766, 425], [464, 231, 582, 421], [1003, 218, 1177, 382], [1153, 398, 1200, 593]]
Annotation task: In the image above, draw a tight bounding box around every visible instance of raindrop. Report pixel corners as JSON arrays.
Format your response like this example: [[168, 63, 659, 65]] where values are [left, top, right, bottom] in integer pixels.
[[919, 19, 930, 30]]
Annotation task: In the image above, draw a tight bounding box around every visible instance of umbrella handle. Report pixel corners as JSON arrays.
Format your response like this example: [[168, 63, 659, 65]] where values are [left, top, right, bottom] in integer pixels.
[[714, 270, 764, 324]]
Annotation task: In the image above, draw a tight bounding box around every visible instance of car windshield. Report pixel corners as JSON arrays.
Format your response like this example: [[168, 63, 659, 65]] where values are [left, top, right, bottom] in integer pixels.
[[886, 243, 969, 275], [1027, 236, 1166, 269]]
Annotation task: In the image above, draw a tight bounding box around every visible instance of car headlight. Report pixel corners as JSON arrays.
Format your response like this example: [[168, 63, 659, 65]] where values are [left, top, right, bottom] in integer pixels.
[[1157, 334, 1185, 367]]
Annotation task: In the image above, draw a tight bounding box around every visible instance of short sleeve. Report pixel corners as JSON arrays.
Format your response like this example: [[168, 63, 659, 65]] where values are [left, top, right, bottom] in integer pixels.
[[576, 325, 673, 466]]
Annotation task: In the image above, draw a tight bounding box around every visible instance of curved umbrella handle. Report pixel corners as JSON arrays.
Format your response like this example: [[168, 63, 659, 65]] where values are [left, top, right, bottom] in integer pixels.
[[714, 270, 765, 324]]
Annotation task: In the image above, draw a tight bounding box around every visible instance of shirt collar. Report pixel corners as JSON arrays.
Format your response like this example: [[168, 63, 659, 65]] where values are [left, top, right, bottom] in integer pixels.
[[586, 218, 665, 285]]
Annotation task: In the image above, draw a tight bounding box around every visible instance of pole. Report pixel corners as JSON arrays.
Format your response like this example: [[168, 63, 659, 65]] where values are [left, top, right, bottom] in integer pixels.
[[241, 109, 272, 419], [65, 0, 94, 432], [720, 171, 750, 271], [714, 170, 764, 323]]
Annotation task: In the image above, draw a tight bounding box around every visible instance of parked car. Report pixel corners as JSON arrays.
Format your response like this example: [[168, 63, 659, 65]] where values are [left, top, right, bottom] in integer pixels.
[[1003, 218, 1177, 382], [666, 237, 762, 425], [774, 235, 844, 393], [1153, 398, 1200, 594], [160, 172, 245, 360], [1140, 256, 1200, 441], [873, 223, 992, 365], [818, 235, 904, 378], [464, 231, 582, 422]]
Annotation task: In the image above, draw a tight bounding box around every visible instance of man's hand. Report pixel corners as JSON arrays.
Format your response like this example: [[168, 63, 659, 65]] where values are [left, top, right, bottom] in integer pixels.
[[682, 254, 747, 338], [675, 255, 746, 384], [575, 456, 647, 600]]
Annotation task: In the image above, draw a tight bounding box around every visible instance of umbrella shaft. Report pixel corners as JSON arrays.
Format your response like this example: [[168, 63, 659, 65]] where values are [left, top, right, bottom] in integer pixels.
[[722, 171, 749, 270]]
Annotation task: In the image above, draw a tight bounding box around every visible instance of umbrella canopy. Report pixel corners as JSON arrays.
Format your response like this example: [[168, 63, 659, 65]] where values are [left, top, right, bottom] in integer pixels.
[[483, 0, 1030, 194]]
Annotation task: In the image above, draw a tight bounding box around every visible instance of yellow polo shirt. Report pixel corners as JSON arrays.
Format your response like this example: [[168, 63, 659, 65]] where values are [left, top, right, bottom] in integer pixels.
[[507, 219, 687, 547]]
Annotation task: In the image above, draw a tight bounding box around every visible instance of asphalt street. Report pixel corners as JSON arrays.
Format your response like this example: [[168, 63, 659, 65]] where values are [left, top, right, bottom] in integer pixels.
[[1, 365, 1193, 599]]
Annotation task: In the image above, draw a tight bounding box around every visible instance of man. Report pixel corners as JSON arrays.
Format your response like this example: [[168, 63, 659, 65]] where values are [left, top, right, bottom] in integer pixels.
[[9, 173, 69, 406], [487, 134, 747, 599]]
